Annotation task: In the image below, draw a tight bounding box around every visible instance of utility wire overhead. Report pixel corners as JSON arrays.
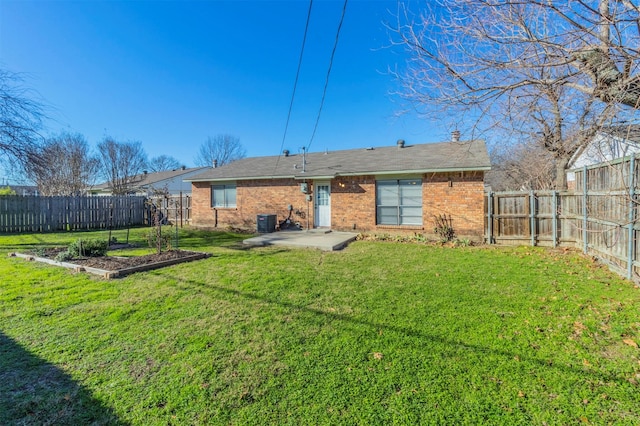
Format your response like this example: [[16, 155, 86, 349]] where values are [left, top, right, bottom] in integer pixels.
[[306, 0, 348, 153], [273, 0, 314, 175]]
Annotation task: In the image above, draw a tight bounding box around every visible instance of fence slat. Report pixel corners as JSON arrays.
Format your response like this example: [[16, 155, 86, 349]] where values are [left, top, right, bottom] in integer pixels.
[[0, 195, 148, 233]]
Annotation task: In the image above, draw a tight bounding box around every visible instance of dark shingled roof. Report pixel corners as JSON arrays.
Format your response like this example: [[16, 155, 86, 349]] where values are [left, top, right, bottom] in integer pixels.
[[187, 140, 491, 182], [93, 166, 210, 191]]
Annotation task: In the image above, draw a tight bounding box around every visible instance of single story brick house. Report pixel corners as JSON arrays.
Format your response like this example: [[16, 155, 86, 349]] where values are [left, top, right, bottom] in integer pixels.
[[186, 138, 491, 238]]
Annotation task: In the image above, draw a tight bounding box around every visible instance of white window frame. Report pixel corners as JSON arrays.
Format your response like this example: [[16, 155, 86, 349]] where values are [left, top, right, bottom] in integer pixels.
[[211, 183, 237, 208]]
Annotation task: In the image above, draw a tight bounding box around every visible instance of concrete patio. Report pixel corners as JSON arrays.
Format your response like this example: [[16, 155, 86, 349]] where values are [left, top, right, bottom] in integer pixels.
[[243, 229, 358, 251]]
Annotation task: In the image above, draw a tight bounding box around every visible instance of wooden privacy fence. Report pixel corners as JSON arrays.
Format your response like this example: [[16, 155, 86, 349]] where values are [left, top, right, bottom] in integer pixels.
[[486, 155, 640, 280], [0, 195, 147, 233], [146, 194, 191, 226]]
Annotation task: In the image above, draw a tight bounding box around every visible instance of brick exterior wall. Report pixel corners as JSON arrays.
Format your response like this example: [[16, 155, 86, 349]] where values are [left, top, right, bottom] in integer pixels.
[[191, 179, 312, 230], [191, 171, 485, 239], [423, 171, 485, 238]]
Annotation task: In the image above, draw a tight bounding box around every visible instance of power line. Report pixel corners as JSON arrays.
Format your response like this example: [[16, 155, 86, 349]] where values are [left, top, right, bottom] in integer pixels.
[[273, 0, 314, 174], [306, 0, 348, 152]]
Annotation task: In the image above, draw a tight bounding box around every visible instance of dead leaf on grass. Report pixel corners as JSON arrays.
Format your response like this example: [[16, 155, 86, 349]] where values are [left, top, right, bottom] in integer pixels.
[[623, 338, 638, 348], [573, 321, 587, 335], [372, 352, 383, 360]]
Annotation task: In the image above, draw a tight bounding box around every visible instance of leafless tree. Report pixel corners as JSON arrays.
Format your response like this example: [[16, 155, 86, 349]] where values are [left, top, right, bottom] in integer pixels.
[[25, 132, 100, 196], [391, 0, 640, 189], [148, 155, 182, 173], [0, 69, 46, 169], [97, 137, 148, 195], [194, 134, 246, 167], [488, 142, 557, 191]]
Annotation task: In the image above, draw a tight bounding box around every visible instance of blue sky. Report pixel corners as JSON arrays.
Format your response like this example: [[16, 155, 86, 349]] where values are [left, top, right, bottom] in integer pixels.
[[0, 0, 451, 169]]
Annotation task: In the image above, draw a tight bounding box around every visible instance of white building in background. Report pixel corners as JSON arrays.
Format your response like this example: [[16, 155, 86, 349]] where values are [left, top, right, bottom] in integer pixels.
[[567, 125, 640, 188], [91, 166, 211, 196]]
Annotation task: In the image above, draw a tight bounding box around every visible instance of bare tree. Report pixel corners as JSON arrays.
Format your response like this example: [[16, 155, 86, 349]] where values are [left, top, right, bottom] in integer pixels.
[[391, 0, 640, 189], [25, 132, 100, 196], [194, 134, 246, 167], [97, 137, 148, 195], [488, 142, 557, 191], [148, 155, 182, 173], [0, 69, 46, 169]]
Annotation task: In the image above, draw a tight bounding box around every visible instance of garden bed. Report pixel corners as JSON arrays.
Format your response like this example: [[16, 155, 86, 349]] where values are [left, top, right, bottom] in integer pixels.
[[9, 249, 211, 279]]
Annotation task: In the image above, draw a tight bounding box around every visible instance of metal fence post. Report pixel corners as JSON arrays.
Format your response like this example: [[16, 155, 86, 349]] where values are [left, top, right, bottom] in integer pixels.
[[530, 190, 536, 246], [552, 190, 558, 248], [487, 191, 493, 244], [628, 156, 636, 280], [583, 165, 588, 254]]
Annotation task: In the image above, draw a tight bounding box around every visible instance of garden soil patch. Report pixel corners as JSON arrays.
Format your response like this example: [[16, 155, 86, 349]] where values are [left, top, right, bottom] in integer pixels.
[[11, 248, 210, 278]]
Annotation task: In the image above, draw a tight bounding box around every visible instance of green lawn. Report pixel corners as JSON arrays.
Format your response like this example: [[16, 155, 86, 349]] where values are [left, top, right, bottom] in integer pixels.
[[1, 228, 639, 425]]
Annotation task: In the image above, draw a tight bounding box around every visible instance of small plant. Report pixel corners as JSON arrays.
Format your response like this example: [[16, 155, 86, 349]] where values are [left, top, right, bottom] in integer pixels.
[[32, 247, 47, 257], [146, 198, 173, 254], [55, 250, 74, 262], [433, 214, 455, 242], [454, 238, 472, 247], [148, 230, 172, 252], [410, 233, 427, 243], [68, 239, 108, 258]]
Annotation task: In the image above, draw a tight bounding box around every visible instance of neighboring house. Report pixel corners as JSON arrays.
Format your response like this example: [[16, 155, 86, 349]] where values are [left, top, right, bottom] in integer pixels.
[[91, 166, 210, 196], [567, 125, 640, 188], [186, 138, 491, 238]]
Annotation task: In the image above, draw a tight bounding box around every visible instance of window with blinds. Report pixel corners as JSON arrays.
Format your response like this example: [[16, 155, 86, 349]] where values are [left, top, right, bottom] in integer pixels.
[[211, 184, 236, 208], [376, 179, 422, 225]]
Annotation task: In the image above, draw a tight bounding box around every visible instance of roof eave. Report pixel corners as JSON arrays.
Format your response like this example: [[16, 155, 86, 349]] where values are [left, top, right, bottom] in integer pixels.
[[185, 166, 490, 183], [337, 166, 491, 176], [186, 175, 297, 183]]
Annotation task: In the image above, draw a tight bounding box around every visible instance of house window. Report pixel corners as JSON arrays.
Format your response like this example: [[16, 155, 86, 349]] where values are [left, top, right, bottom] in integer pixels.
[[211, 184, 236, 208], [376, 179, 422, 225]]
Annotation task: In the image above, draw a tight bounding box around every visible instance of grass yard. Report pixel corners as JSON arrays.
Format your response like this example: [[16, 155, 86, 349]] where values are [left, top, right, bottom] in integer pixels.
[[1, 227, 639, 425]]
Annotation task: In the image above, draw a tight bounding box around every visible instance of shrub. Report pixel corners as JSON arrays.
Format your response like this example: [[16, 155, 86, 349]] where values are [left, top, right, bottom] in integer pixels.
[[55, 250, 74, 262], [433, 214, 455, 242], [68, 239, 108, 258], [0, 186, 16, 196]]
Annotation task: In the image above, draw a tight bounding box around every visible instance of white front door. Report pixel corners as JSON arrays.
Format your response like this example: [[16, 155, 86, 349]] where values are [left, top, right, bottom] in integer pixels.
[[314, 182, 331, 227]]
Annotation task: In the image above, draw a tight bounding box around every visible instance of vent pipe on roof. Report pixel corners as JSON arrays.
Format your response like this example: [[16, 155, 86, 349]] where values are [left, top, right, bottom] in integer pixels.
[[181, 165, 186, 170], [213, 159, 218, 168], [397, 139, 405, 148], [283, 149, 289, 157], [451, 130, 461, 142]]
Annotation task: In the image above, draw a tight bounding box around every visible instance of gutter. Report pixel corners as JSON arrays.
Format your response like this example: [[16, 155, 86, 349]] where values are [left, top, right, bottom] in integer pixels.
[[186, 166, 491, 183]]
